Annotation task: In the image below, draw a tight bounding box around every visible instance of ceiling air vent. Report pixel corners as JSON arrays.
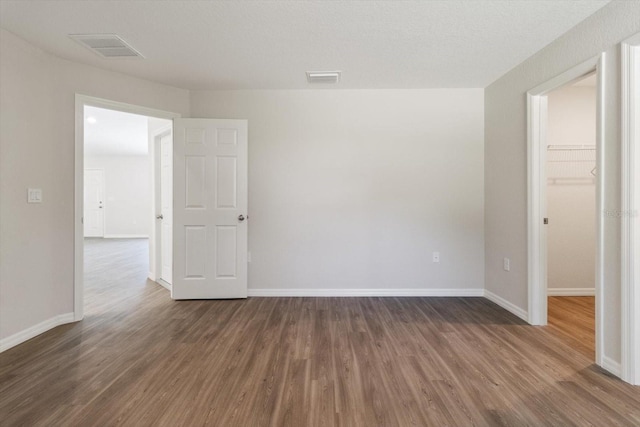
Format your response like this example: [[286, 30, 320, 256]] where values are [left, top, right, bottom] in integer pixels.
[[306, 71, 341, 84], [69, 34, 144, 59]]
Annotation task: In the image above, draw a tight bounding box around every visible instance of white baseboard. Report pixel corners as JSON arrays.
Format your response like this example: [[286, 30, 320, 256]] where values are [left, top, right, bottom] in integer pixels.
[[148, 271, 156, 281], [601, 355, 622, 377], [547, 287, 595, 296], [483, 290, 529, 321], [0, 312, 75, 353], [103, 234, 149, 239], [247, 288, 484, 298], [156, 279, 171, 291]]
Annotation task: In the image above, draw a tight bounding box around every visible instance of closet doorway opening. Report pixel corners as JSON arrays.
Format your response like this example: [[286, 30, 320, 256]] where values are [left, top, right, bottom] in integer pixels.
[[526, 54, 605, 367], [544, 73, 597, 360]]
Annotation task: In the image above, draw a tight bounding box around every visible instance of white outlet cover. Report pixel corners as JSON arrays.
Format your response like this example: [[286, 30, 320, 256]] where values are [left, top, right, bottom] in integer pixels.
[[27, 188, 42, 203]]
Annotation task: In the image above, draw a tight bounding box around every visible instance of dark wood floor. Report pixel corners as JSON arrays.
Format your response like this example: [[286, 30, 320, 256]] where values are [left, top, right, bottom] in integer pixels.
[[1, 239, 639, 426]]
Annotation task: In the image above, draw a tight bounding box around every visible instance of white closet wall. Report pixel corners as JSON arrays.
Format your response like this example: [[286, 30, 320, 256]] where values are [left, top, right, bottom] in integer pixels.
[[546, 83, 596, 295], [84, 155, 151, 238]]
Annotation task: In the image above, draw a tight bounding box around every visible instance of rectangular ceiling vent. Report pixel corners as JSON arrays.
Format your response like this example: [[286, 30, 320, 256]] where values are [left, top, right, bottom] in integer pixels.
[[306, 71, 341, 84], [69, 34, 144, 59]]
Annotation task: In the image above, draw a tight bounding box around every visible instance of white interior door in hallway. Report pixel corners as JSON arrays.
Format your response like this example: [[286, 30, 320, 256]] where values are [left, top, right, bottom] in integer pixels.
[[172, 119, 248, 299], [84, 169, 105, 237], [160, 132, 173, 284]]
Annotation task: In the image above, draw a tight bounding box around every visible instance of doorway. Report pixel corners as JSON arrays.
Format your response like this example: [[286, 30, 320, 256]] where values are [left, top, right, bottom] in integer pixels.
[[74, 95, 179, 321], [544, 73, 597, 360], [526, 54, 605, 366], [82, 105, 172, 312]]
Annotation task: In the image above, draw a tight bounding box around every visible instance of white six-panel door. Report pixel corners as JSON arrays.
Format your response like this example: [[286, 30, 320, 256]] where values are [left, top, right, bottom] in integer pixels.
[[172, 119, 248, 299], [84, 169, 105, 237]]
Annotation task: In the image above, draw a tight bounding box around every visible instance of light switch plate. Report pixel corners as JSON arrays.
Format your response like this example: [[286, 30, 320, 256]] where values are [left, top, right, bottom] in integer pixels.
[[28, 188, 42, 203]]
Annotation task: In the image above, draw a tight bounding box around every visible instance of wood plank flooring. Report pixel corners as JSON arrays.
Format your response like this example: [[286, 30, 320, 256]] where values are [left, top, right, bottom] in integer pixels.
[[548, 296, 595, 360], [1, 239, 639, 426]]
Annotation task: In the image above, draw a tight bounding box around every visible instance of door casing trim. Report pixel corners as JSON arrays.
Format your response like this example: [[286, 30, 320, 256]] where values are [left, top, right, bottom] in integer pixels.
[[526, 54, 605, 367]]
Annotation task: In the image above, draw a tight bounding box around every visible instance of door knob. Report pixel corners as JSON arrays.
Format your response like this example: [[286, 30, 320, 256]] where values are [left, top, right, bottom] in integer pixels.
[[238, 214, 245, 221], [156, 214, 164, 220]]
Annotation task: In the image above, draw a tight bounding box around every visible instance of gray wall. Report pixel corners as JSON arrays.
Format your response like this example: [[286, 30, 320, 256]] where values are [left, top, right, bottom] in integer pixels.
[[0, 28, 190, 342], [191, 89, 485, 293]]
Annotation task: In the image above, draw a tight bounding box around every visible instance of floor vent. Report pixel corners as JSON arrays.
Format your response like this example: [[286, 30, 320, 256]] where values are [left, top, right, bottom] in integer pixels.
[[69, 34, 144, 59]]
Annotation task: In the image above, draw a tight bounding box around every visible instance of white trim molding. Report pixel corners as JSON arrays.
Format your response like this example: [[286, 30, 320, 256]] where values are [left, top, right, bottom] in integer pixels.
[[103, 234, 149, 239], [156, 279, 172, 292], [547, 288, 595, 296], [0, 313, 75, 353], [483, 290, 528, 321], [149, 125, 173, 287], [248, 288, 484, 298], [75, 94, 181, 322], [527, 91, 549, 326], [526, 54, 606, 368], [621, 33, 640, 386], [602, 355, 622, 378]]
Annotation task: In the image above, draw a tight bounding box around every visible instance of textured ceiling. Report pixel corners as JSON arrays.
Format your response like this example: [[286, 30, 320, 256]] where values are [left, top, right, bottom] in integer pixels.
[[0, 1, 610, 90]]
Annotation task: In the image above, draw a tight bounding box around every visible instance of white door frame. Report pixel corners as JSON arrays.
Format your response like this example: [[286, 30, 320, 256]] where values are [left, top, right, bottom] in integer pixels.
[[621, 33, 640, 386], [526, 54, 606, 365], [74, 94, 180, 321], [149, 124, 173, 289]]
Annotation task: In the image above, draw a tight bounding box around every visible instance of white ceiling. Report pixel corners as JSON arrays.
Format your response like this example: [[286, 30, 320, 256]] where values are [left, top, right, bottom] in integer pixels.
[[0, 1, 610, 90], [84, 106, 150, 157]]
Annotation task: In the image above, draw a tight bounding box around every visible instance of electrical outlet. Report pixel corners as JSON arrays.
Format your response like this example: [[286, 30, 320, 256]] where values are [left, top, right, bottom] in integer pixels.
[[503, 257, 510, 272], [433, 252, 440, 263], [27, 188, 42, 203]]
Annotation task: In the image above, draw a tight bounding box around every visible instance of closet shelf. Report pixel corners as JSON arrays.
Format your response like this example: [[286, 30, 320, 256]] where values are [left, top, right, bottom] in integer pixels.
[[547, 144, 595, 150], [546, 144, 596, 182]]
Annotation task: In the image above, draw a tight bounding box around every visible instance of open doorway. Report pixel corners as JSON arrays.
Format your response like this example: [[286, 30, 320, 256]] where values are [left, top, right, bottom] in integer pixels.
[[526, 54, 606, 368], [74, 96, 177, 321], [544, 73, 597, 360], [83, 106, 172, 314]]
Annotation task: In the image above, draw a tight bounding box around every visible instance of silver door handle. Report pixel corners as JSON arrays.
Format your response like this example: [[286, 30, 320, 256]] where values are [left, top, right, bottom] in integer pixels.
[[238, 214, 245, 221], [156, 214, 164, 220]]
